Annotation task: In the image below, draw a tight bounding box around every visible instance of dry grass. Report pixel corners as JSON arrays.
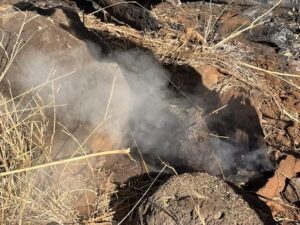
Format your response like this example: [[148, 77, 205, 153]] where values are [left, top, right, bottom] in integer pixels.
[[84, 0, 299, 125], [0, 88, 77, 224], [0, 11, 128, 225], [0, 10, 39, 82], [0, 76, 122, 225], [0, 1, 298, 224]]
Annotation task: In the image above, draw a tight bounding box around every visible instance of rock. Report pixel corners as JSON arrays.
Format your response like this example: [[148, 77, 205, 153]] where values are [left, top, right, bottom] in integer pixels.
[[196, 64, 222, 90], [0, 6, 109, 131], [210, 0, 299, 8], [9, 0, 161, 31], [247, 20, 297, 54], [283, 177, 300, 205], [257, 155, 300, 215], [0, 5, 104, 68], [135, 173, 264, 225], [95, 0, 161, 30]]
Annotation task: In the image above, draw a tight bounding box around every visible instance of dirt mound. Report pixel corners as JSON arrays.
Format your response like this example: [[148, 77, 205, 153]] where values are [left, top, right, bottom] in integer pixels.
[[135, 173, 264, 225]]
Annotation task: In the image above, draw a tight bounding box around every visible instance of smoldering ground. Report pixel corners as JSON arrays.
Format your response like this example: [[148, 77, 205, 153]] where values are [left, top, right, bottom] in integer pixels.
[[4, 41, 273, 181]]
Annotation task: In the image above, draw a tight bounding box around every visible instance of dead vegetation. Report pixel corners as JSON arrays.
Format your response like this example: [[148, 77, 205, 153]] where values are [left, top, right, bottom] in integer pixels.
[[0, 1, 299, 224], [0, 12, 129, 225], [0, 88, 78, 224], [0, 73, 121, 225]]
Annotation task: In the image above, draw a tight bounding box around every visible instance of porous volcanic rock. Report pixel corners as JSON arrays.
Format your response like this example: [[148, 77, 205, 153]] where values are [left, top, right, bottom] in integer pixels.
[[136, 173, 264, 225]]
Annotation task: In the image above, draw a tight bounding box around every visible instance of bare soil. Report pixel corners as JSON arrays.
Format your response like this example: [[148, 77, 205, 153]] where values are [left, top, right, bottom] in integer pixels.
[[135, 173, 264, 225]]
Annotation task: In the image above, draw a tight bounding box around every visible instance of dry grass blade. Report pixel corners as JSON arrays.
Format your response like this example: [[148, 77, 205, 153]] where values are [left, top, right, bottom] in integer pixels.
[[0, 148, 130, 177], [0, 12, 39, 82], [239, 62, 300, 91], [89, 1, 155, 17], [195, 205, 207, 225], [283, 110, 299, 124], [239, 62, 300, 78], [214, 0, 282, 47], [104, 75, 117, 120]]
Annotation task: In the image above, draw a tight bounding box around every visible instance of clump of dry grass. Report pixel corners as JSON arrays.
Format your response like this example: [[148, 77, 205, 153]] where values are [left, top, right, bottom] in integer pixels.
[[0, 11, 75, 224], [0, 11, 123, 225], [0, 10, 81, 224], [0, 63, 119, 225], [0, 89, 78, 224]]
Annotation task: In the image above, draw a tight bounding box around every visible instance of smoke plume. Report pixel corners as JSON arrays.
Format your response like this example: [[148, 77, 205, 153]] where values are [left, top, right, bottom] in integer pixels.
[[6, 41, 273, 181]]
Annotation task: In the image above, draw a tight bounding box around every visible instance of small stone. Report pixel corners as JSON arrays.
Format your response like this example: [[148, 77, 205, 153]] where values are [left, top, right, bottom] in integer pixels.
[[214, 211, 225, 220]]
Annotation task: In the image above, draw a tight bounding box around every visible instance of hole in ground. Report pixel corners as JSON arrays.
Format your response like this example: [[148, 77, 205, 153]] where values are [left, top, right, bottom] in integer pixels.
[[125, 62, 274, 185]]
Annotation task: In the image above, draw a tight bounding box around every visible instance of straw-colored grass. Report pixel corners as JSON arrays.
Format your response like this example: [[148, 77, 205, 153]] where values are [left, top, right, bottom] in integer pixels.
[[0, 11, 129, 225], [0, 89, 76, 224], [0, 81, 125, 225]]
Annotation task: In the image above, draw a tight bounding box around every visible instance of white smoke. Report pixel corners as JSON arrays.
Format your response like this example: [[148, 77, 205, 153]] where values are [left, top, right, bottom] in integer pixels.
[[5, 40, 273, 180]]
